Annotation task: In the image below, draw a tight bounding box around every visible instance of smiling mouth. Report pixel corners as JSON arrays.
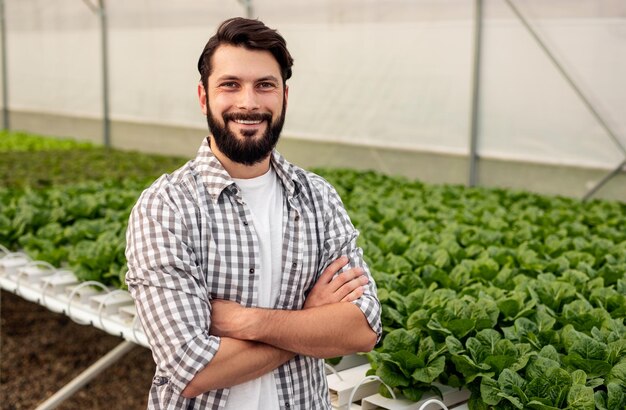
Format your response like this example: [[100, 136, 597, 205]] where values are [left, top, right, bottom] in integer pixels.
[[225, 112, 272, 125], [232, 119, 263, 125]]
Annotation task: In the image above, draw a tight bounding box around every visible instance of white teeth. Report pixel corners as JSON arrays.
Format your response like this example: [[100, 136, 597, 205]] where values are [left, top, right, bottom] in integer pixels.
[[234, 119, 262, 125]]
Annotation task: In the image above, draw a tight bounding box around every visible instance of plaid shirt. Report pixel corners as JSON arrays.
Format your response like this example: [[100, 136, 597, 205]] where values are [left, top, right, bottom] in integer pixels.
[[125, 138, 381, 409]]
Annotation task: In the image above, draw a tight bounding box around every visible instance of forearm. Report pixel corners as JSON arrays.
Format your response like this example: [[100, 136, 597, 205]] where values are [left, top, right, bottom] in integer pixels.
[[208, 255, 379, 360], [181, 337, 295, 398], [243, 303, 377, 358]]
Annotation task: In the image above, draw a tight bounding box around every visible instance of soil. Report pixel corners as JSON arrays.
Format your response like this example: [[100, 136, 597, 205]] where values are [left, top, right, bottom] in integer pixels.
[[1, 290, 155, 410]]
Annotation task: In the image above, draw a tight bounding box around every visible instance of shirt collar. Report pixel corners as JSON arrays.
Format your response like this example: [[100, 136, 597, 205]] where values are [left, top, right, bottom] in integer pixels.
[[195, 137, 300, 203]]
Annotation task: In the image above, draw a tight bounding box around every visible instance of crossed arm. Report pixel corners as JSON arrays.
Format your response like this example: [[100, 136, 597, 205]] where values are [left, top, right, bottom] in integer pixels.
[[181, 257, 377, 398]]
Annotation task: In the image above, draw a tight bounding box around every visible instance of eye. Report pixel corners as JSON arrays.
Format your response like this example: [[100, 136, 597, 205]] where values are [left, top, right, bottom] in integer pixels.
[[220, 81, 239, 89], [257, 81, 277, 90]]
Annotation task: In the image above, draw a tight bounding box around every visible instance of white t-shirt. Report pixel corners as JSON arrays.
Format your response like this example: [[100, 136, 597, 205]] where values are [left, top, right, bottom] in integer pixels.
[[225, 166, 284, 410]]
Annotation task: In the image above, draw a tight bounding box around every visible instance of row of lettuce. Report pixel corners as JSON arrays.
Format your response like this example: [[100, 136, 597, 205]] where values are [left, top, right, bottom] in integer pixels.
[[2, 132, 626, 409], [1, 131, 186, 287]]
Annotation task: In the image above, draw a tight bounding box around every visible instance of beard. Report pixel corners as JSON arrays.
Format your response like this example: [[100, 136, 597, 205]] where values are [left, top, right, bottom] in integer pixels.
[[206, 100, 286, 166]]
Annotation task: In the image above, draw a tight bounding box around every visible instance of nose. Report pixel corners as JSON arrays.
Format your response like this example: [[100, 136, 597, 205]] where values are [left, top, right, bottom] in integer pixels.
[[237, 85, 260, 111]]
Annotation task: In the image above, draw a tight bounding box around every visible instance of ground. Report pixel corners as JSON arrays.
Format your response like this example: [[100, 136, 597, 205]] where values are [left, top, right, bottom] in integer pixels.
[[1, 290, 154, 410]]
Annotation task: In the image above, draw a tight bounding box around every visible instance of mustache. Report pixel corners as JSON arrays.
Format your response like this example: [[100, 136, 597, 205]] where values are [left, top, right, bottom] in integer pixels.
[[223, 112, 272, 122]]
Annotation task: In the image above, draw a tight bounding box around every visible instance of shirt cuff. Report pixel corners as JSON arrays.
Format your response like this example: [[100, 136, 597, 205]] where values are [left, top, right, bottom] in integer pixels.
[[352, 295, 383, 343], [167, 332, 221, 394]]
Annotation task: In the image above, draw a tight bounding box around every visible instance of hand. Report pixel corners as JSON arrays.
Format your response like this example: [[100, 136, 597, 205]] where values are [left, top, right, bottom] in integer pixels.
[[304, 256, 369, 309], [210, 299, 254, 339]]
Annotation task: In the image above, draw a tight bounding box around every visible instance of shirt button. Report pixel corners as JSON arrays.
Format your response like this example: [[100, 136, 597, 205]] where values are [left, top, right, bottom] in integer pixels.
[[249, 268, 255, 274], [292, 262, 297, 268], [294, 215, 300, 221], [243, 221, 249, 226], [285, 404, 290, 408]]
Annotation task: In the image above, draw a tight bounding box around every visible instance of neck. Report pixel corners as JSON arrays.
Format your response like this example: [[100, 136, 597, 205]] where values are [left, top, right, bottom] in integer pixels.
[[208, 136, 271, 179]]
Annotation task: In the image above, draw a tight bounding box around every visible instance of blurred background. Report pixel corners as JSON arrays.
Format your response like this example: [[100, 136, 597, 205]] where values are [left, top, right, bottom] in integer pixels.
[[2, 0, 626, 199]]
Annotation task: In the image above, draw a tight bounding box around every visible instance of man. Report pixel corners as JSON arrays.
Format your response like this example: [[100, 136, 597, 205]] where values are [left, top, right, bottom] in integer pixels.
[[126, 17, 381, 409]]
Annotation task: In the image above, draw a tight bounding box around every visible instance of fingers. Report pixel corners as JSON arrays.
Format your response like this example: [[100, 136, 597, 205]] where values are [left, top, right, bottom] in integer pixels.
[[318, 256, 350, 284], [335, 273, 368, 298], [341, 286, 365, 302], [329, 266, 365, 292], [304, 257, 369, 309]]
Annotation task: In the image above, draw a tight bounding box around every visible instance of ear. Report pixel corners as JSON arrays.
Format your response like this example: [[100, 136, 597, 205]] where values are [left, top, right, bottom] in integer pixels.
[[284, 85, 289, 111], [198, 82, 208, 115]]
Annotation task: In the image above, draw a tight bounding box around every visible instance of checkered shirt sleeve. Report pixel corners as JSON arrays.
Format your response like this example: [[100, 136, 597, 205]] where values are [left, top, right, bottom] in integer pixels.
[[126, 184, 221, 408], [317, 181, 382, 342]]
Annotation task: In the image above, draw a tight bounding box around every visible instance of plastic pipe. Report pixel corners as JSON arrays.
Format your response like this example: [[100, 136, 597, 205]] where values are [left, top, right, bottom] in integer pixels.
[[34, 341, 136, 410]]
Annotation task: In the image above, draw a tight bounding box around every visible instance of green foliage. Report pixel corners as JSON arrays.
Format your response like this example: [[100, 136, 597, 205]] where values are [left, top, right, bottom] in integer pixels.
[[2, 180, 146, 289], [0, 131, 185, 189], [317, 168, 626, 409], [0, 130, 94, 152], [0, 131, 186, 288]]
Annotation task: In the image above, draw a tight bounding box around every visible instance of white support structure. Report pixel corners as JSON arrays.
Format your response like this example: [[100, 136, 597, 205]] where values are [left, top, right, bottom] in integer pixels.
[[0, 255, 148, 347], [0, 250, 149, 409], [328, 364, 380, 410], [325, 356, 471, 410], [360, 384, 470, 410]]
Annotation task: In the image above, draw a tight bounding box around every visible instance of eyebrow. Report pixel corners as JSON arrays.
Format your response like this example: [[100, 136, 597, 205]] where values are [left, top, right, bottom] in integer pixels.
[[215, 75, 280, 83], [256, 76, 280, 83]]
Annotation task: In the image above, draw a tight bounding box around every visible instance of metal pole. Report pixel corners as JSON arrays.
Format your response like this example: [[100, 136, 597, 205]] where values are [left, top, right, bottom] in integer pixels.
[[98, 0, 110, 147], [504, 0, 626, 158], [468, 0, 483, 187], [582, 159, 626, 201], [246, 0, 254, 19], [238, 0, 254, 19], [504, 0, 626, 200], [0, 0, 9, 130], [34, 341, 136, 410]]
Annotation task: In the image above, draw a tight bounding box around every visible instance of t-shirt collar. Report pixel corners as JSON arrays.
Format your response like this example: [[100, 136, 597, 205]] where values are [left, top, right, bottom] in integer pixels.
[[195, 137, 300, 203]]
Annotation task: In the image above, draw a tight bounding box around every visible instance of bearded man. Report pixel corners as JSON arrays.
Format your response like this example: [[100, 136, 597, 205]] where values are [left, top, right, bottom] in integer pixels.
[[125, 17, 381, 410]]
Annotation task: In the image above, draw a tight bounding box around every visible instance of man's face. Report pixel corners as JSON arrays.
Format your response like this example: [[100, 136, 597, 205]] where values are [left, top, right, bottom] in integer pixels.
[[201, 44, 288, 166]]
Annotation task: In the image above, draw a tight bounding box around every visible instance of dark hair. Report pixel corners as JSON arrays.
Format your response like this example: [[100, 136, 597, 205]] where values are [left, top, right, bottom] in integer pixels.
[[197, 17, 294, 90]]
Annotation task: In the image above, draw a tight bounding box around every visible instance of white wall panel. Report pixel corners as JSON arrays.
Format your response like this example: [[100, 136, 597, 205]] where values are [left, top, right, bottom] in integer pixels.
[[282, 21, 473, 155], [478, 19, 626, 169]]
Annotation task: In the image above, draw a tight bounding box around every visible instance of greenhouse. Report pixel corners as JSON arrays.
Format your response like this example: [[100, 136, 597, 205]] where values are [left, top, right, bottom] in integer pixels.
[[1, 1, 626, 409]]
